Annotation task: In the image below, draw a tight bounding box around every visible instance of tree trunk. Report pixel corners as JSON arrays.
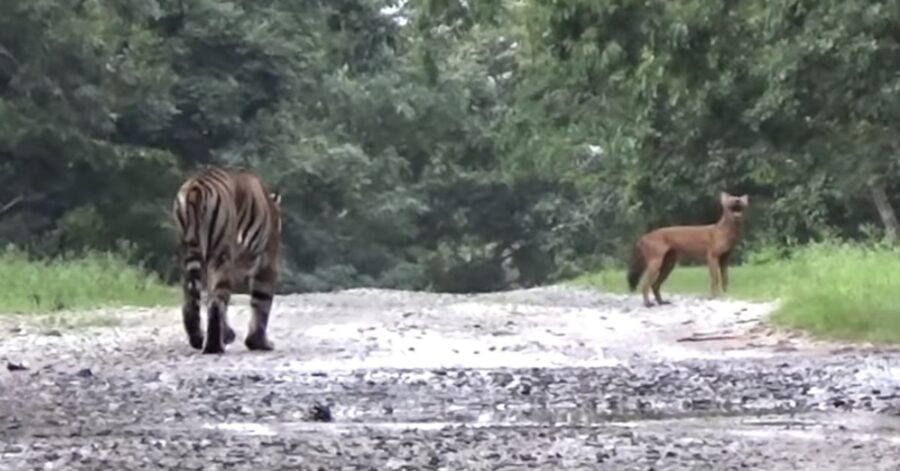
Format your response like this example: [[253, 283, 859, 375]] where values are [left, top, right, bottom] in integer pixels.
[[868, 181, 900, 243]]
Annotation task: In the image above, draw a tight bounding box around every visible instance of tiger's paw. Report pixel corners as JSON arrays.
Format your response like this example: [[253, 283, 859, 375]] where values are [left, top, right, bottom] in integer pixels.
[[224, 326, 236, 345], [245, 333, 274, 351], [188, 332, 204, 350], [202, 339, 225, 354]]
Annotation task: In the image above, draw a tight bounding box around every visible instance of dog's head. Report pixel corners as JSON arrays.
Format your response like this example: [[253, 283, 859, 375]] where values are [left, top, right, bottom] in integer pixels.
[[720, 192, 749, 220]]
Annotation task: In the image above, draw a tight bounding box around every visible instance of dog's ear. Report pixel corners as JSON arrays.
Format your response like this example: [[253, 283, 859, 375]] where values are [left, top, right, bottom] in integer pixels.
[[740, 194, 749, 205], [720, 191, 731, 207]]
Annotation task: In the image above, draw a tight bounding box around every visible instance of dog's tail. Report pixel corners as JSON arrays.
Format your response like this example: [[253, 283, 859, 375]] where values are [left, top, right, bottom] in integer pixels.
[[626, 241, 645, 292]]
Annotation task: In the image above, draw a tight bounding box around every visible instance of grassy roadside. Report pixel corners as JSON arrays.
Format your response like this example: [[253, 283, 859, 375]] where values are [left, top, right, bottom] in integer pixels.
[[0, 248, 175, 315], [570, 242, 900, 344]]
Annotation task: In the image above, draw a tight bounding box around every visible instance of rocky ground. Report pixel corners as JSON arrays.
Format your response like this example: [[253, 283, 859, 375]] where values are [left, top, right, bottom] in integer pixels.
[[1, 287, 900, 470]]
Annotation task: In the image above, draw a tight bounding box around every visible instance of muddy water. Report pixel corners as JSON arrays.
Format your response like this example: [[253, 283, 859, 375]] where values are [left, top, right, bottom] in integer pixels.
[[1, 287, 899, 469]]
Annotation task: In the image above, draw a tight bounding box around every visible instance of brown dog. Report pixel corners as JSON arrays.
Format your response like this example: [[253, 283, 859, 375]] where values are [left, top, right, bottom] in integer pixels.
[[627, 192, 748, 307]]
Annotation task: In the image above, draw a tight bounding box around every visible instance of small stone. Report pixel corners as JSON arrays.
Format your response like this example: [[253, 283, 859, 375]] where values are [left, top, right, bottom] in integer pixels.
[[492, 372, 514, 387], [261, 392, 276, 406], [6, 361, 27, 372], [309, 403, 333, 422], [4, 444, 24, 454], [75, 368, 93, 378]]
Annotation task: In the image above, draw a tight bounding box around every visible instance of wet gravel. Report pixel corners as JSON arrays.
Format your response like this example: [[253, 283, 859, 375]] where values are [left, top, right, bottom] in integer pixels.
[[2, 287, 900, 470]]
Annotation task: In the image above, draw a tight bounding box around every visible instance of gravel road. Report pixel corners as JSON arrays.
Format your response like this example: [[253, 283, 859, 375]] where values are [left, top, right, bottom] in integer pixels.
[[2, 286, 900, 470]]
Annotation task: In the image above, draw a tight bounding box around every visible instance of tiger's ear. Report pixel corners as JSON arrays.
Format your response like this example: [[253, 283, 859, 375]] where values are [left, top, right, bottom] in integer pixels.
[[270, 192, 282, 206]]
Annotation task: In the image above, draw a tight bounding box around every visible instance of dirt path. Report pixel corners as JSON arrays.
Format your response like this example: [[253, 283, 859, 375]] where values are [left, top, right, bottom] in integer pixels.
[[2, 286, 899, 470]]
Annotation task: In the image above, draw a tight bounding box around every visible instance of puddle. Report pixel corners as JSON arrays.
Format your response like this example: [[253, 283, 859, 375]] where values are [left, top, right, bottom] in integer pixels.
[[206, 422, 279, 436], [648, 343, 780, 362], [635, 411, 900, 444], [726, 412, 900, 444], [729, 428, 900, 444], [201, 411, 900, 446], [202, 421, 485, 435]]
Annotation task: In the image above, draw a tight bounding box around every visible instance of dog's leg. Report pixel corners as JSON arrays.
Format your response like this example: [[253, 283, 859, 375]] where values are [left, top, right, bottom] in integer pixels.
[[653, 251, 677, 305], [706, 253, 722, 299], [642, 258, 663, 307], [719, 252, 730, 293]]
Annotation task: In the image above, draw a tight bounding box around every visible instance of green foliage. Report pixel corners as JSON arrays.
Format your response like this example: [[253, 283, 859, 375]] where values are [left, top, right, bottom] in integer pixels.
[[2, 0, 900, 294], [513, 0, 900, 247], [0, 246, 173, 313]]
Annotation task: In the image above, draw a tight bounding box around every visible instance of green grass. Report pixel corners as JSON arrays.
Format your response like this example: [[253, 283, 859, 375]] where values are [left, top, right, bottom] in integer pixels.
[[571, 242, 900, 344], [0, 248, 176, 314]]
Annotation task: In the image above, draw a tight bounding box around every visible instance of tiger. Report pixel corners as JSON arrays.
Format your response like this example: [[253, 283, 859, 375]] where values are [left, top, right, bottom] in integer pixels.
[[172, 166, 282, 354]]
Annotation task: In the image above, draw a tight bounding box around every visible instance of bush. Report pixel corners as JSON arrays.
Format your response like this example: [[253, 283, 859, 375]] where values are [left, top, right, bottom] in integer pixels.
[[0, 247, 174, 314]]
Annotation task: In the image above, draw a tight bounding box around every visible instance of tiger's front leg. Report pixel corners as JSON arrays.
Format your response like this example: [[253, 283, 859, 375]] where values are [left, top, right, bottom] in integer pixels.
[[245, 263, 276, 351]]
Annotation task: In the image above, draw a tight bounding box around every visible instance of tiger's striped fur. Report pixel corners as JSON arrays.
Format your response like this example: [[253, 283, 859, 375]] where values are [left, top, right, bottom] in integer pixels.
[[173, 166, 282, 354]]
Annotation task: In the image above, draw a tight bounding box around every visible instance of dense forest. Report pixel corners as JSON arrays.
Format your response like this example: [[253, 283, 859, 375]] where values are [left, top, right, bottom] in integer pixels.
[[1, 0, 899, 293]]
